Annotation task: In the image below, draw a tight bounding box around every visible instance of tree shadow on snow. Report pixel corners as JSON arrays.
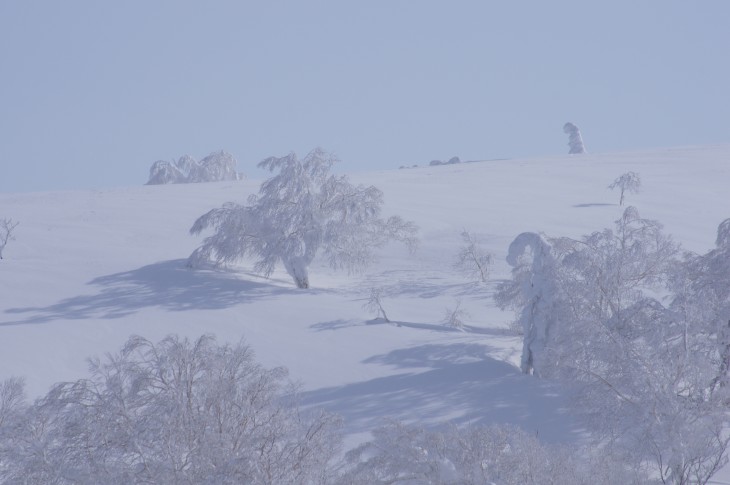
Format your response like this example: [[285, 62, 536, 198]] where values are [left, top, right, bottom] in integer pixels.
[[2, 259, 300, 326], [352, 269, 491, 300], [300, 342, 580, 444], [311, 318, 515, 338], [573, 202, 616, 208]]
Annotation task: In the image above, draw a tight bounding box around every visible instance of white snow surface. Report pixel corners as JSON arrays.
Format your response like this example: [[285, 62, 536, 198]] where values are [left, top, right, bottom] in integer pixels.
[[2, 145, 730, 478]]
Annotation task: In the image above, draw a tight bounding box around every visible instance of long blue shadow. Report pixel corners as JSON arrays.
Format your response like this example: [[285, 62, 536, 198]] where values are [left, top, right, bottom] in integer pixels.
[[3, 259, 296, 325], [301, 343, 580, 444]]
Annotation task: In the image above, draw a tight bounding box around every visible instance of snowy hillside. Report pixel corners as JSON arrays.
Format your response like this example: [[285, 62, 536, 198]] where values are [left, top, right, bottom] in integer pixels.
[[1, 144, 730, 482]]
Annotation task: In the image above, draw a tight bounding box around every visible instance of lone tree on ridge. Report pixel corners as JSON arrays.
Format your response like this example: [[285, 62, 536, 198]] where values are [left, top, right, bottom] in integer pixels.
[[563, 122, 586, 154]]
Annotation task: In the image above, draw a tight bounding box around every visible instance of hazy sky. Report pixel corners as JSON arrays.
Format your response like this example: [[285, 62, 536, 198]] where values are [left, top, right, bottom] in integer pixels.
[[1, 1, 729, 193]]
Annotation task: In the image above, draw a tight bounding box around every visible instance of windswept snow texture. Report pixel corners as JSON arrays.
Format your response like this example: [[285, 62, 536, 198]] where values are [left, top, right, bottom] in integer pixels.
[[2, 145, 730, 479]]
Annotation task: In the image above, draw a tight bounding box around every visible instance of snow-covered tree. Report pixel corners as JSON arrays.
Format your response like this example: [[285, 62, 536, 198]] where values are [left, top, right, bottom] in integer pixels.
[[608, 171, 641, 206], [442, 299, 469, 329], [189, 150, 240, 183], [453, 230, 492, 283], [363, 288, 391, 322], [563, 122, 586, 154], [0, 377, 23, 428], [175, 154, 197, 176], [146, 159, 185, 185], [672, 218, 730, 392], [146, 151, 243, 185], [497, 209, 730, 484], [340, 421, 647, 484], [0, 218, 19, 259], [495, 231, 560, 375], [0, 335, 342, 485], [188, 148, 419, 288]]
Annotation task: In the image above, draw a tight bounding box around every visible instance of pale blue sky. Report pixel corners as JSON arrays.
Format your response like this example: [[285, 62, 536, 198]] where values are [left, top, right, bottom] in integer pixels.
[[1, 1, 728, 193]]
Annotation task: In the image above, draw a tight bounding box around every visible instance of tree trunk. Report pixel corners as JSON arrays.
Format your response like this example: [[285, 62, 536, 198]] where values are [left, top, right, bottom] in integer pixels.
[[283, 257, 310, 289]]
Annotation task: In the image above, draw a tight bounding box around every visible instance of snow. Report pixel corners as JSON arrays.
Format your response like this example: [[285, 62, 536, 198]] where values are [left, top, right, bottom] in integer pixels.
[[2, 144, 730, 480]]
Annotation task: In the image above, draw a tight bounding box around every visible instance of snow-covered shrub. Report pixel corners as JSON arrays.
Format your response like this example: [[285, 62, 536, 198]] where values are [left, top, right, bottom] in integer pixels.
[[188, 148, 419, 289], [442, 300, 469, 329], [0, 335, 342, 485], [608, 171, 641, 205], [146, 151, 243, 185], [563, 122, 586, 154], [453, 230, 492, 284], [363, 288, 391, 322], [0, 218, 19, 259], [497, 209, 730, 484]]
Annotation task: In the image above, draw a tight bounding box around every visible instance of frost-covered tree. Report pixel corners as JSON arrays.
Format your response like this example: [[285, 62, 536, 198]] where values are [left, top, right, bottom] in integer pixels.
[[443, 299, 469, 329], [175, 154, 197, 176], [188, 148, 419, 288], [146, 151, 243, 185], [672, 218, 730, 392], [495, 231, 560, 375], [0, 377, 23, 428], [453, 230, 492, 283], [608, 171, 641, 206], [189, 150, 241, 183], [340, 421, 647, 484], [0, 218, 19, 259], [0, 335, 342, 485], [563, 122, 586, 154], [497, 209, 730, 484], [363, 288, 391, 322]]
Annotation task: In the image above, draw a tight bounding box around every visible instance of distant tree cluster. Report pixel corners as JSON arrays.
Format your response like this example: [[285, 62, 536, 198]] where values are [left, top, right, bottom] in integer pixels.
[[496, 208, 730, 484], [429, 156, 461, 166], [146, 151, 243, 185]]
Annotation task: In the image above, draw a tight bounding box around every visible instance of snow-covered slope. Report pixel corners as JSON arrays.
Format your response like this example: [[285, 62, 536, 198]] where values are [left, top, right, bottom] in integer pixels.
[[2, 145, 729, 467]]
